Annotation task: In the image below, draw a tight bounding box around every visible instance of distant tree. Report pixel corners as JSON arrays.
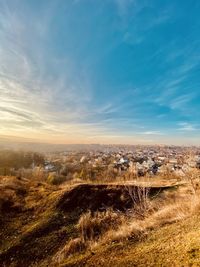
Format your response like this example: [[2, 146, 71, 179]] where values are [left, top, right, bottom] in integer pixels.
[[0, 150, 45, 171]]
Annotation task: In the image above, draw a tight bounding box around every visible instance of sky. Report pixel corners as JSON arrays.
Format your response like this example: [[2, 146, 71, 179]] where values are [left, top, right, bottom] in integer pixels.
[[0, 0, 200, 145]]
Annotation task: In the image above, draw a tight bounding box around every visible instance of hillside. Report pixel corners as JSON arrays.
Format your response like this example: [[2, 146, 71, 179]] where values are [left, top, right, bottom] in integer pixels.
[[0, 176, 200, 266], [63, 212, 200, 267]]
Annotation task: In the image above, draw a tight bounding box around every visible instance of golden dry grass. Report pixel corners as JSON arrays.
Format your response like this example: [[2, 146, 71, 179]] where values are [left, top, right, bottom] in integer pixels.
[[1, 174, 200, 267], [56, 180, 200, 265], [62, 212, 200, 267], [77, 209, 125, 242], [59, 181, 200, 267]]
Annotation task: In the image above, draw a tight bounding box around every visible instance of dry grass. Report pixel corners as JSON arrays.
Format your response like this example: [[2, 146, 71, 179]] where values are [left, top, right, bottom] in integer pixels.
[[101, 189, 200, 246], [77, 209, 125, 242], [53, 209, 125, 264], [53, 238, 86, 264], [2, 173, 200, 266], [56, 181, 200, 264]]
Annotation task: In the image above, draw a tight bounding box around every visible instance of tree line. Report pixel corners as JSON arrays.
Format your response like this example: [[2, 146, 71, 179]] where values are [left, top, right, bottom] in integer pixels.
[[0, 150, 44, 175]]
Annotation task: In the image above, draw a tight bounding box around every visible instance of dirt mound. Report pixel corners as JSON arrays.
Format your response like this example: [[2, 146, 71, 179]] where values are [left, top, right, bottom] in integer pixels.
[[57, 183, 170, 212]]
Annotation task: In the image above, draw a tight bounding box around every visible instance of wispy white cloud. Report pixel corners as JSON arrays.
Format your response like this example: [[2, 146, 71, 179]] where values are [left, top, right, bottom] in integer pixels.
[[0, 1, 99, 141], [140, 131, 165, 136], [178, 122, 198, 131], [169, 94, 194, 110], [120, 1, 171, 46]]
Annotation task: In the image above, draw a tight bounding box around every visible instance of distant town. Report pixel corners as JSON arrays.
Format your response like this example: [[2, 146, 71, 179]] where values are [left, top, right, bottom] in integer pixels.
[[1, 145, 200, 184], [45, 145, 200, 178]]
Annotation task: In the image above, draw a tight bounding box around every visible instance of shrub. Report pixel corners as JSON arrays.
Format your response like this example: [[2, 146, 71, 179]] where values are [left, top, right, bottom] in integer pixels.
[[47, 173, 66, 185], [54, 238, 86, 264], [77, 209, 124, 242], [102, 220, 145, 244], [125, 185, 151, 218]]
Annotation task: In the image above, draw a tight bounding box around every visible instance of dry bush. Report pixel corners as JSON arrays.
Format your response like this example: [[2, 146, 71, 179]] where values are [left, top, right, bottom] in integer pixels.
[[53, 238, 86, 264], [102, 220, 146, 245], [47, 173, 67, 185], [53, 209, 125, 264], [183, 169, 200, 194], [125, 185, 151, 218], [77, 209, 124, 242]]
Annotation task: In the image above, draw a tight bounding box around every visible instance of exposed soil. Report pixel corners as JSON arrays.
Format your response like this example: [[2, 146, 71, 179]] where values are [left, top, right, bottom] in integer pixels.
[[56, 183, 171, 212]]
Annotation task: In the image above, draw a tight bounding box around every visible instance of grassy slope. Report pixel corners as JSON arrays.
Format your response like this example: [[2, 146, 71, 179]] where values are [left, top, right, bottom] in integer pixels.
[[0, 177, 79, 267], [62, 214, 200, 267], [0, 178, 146, 266], [1, 176, 200, 267]]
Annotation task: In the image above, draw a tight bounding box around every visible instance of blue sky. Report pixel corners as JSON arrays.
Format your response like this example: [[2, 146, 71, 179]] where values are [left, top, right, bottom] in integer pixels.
[[0, 0, 200, 145]]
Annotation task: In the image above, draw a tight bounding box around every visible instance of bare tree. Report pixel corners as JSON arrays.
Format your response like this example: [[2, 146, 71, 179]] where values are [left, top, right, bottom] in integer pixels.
[[125, 184, 151, 218]]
